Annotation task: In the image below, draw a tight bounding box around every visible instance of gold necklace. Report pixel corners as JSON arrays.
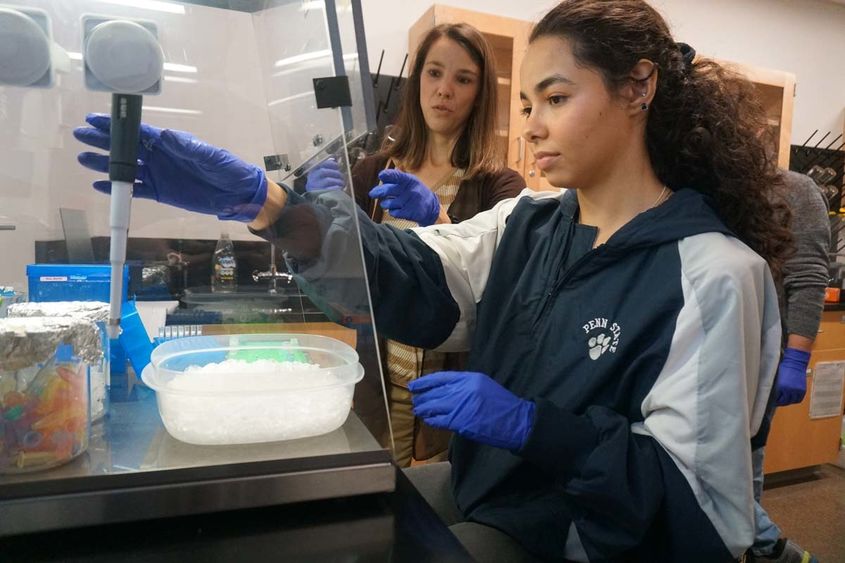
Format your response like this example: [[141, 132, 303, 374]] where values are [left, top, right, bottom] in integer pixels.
[[651, 185, 669, 209]]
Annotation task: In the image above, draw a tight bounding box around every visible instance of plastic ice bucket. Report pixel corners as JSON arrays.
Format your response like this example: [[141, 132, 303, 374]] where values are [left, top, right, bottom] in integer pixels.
[[143, 333, 364, 445]]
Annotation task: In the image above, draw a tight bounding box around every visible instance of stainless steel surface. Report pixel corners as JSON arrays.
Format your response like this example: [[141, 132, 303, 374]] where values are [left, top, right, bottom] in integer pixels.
[[0, 0, 393, 538], [0, 462, 394, 536], [0, 393, 394, 536], [2, 393, 384, 484]]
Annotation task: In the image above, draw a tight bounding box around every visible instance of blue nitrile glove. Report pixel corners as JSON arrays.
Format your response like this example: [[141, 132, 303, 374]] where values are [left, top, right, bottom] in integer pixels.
[[409, 371, 536, 451], [369, 169, 441, 226], [305, 157, 345, 192], [74, 113, 267, 222], [775, 347, 811, 406]]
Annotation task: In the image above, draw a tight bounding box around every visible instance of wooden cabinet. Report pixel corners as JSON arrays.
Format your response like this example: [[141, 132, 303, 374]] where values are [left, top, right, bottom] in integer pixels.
[[407, 10, 798, 189], [764, 310, 845, 474], [714, 59, 796, 169], [409, 5, 533, 183]]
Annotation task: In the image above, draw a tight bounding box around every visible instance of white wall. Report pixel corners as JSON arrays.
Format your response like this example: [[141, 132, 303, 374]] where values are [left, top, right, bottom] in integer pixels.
[[2, 0, 842, 292], [361, 0, 845, 144], [0, 1, 275, 290]]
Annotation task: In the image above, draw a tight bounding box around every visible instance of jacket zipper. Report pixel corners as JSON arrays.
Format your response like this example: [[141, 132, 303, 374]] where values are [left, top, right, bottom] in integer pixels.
[[531, 245, 606, 332]]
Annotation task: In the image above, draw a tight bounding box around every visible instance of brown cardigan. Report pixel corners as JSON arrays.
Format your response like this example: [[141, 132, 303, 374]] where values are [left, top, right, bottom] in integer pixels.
[[350, 154, 526, 224], [350, 153, 525, 461]]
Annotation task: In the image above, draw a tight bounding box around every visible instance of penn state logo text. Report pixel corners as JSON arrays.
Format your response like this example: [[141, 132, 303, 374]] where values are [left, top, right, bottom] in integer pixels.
[[582, 317, 621, 360]]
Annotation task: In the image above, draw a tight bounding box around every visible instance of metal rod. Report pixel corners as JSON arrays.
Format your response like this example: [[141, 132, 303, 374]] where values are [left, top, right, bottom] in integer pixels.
[[383, 76, 397, 110], [802, 141, 845, 172], [351, 0, 377, 131], [270, 242, 277, 294], [375, 100, 384, 128], [811, 131, 831, 151], [396, 53, 408, 85], [800, 129, 818, 148], [822, 134, 843, 152], [380, 53, 409, 126], [816, 143, 845, 168], [324, 0, 352, 133], [372, 49, 384, 87]]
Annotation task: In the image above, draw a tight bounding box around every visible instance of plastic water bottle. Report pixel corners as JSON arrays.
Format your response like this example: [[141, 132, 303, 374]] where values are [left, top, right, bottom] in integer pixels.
[[211, 232, 237, 292]]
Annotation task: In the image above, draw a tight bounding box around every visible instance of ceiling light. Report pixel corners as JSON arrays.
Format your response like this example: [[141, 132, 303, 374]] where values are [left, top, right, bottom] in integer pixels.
[[142, 105, 201, 115], [68, 53, 195, 73], [274, 49, 331, 69], [163, 75, 197, 84], [163, 62, 196, 73], [97, 0, 185, 15], [268, 91, 312, 107]]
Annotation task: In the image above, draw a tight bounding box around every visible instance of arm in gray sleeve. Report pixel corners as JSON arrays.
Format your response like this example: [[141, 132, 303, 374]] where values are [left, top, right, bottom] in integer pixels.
[[249, 186, 461, 348], [781, 171, 831, 340]]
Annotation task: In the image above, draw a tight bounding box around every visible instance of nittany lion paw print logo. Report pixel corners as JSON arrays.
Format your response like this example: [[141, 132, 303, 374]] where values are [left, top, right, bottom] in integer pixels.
[[588, 333, 612, 360]]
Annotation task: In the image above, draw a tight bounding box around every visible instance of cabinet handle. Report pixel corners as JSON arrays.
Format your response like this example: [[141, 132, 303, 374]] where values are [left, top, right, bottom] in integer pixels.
[[516, 136, 525, 164]]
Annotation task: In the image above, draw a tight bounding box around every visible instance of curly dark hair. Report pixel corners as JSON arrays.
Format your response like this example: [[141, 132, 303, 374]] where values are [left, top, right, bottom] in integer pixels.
[[531, 0, 792, 281]]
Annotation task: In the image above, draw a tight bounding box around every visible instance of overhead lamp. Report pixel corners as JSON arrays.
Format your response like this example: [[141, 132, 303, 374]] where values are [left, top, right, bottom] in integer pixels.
[[97, 0, 185, 15], [142, 105, 201, 115]]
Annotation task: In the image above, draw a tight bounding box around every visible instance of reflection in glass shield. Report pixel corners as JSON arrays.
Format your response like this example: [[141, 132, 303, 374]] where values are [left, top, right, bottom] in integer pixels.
[[0, 0, 391, 536], [0, 6, 53, 88]]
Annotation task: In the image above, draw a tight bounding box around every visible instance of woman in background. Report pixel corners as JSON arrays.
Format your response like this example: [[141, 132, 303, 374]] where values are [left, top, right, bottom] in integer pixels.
[[345, 23, 523, 466]]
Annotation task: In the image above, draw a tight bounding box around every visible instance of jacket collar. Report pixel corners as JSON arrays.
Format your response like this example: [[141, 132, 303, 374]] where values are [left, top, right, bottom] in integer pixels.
[[558, 187, 733, 252]]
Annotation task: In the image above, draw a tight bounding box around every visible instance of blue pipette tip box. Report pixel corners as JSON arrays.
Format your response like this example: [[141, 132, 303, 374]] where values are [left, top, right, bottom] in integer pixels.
[[27, 264, 129, 303]]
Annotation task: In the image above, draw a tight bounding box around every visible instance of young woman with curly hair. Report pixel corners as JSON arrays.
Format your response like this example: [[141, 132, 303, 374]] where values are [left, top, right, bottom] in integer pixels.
[[74, 1, 794, 560]]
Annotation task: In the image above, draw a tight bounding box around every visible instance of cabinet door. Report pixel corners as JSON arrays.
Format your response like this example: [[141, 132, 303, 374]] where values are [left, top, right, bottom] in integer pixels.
[[712, 59, 796, 169], [764, 347, 845, 474]]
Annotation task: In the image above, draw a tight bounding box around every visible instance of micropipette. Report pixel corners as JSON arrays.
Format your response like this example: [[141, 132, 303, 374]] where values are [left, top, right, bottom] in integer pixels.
[[82, 17, 163, 338], [106, 93, 143, 338]]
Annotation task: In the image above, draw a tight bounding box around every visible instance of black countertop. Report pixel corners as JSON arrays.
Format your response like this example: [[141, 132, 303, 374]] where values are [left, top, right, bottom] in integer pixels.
[[1, 467, 473, 562]]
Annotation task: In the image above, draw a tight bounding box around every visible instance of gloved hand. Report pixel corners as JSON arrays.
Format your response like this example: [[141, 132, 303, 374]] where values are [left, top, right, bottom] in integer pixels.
[[305, 158, 346, 192], [73, 113, 267, 222], [409, 371, 536, 451], [369, 169, 441, 226], [775, 347, 811, 406]]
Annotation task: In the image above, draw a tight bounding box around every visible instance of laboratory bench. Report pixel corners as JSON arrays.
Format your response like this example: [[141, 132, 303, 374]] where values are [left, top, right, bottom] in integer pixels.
[[1, 386, 471, 561], [1, 466, 473, 563], [0, 1, 471, 557]]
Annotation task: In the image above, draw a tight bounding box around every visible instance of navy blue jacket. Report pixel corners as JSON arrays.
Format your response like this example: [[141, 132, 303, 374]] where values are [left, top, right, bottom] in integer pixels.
[[263, 187, 781, 562]]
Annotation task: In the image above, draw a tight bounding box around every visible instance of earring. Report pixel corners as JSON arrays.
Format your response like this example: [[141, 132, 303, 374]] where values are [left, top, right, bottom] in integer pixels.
[[641, 102, 648, 111]]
